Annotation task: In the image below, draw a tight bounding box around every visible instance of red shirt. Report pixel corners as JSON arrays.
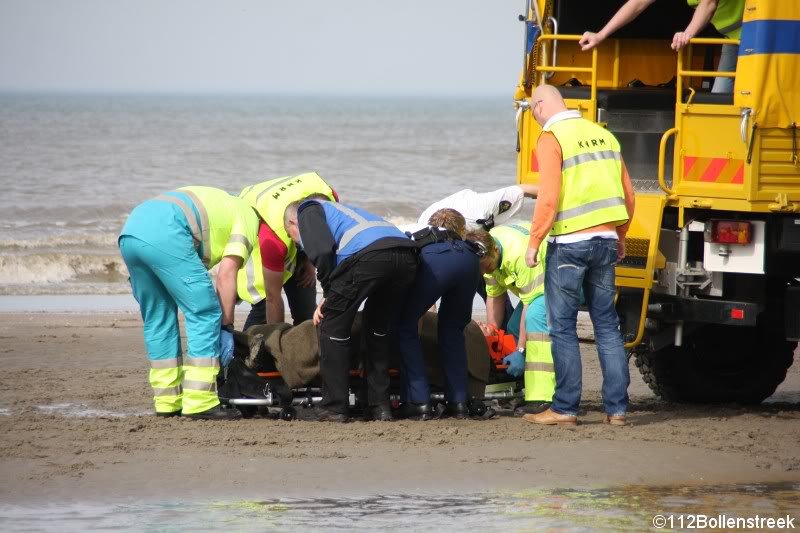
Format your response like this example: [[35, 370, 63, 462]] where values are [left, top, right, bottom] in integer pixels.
[[258, 222, 288, 272]]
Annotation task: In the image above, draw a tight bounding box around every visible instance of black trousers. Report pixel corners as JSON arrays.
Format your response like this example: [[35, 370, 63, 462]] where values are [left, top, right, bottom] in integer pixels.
[[319, 247, 418, 414], [243, 274, 318, 330]]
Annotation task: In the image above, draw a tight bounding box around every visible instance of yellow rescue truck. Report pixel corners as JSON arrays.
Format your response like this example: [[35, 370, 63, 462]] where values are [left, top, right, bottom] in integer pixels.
[[514, 0, 799, 403]]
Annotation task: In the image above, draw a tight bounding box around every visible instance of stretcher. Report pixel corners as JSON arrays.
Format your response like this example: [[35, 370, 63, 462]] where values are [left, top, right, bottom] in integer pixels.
[[218, 325, 522, 420]]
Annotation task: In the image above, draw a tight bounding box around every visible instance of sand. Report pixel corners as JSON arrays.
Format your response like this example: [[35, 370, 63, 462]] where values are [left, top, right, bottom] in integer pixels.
[[0, 311, 798, 504]]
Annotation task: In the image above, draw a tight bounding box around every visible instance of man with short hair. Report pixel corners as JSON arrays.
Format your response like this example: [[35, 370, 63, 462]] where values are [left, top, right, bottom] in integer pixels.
[[524, 84, 635, 427], [467, 224, 555, 416], [239, 172, 338, 329], [284, 198, 418, 422]]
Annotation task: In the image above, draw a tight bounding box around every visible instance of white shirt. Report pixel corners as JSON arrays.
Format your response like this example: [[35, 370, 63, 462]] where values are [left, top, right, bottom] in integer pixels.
[[417, 186, 526, 231], [542, 109, 582, 132]]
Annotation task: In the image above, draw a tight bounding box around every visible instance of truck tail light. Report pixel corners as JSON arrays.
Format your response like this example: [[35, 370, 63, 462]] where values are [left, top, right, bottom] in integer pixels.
[[704, 220, 753, 245]]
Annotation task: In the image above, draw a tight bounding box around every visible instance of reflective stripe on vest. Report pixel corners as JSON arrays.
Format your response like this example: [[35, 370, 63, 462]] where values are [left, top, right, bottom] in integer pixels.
[[238, 254, 264, 304], [241, 173, 336, 281], [488, 224, 547, 303], [562, 149, 621, 171], [177, 189, 212, 266], [240, 173, 336, 233], [174, 187, 261, 274], [518, 271, 545, 298], [333, 203, 397, 250], [554, 197, 627, 223], [310, 201, 406, 265], [545, 117, 628, 236], [687, 0, 744, 39], [153, 194, 211, 266], [228, 234, 253, 254]]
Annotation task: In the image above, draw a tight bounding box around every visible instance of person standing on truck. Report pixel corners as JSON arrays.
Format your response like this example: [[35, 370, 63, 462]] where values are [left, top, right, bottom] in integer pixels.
[[239, 172, 339, 330], [466, 224, 555, 416], [119, 186, 270, 420], [578, 0, 745, 93], [395, 208, 484, 420], [283, 197, 418, 422], [523, 85, 635, 426]]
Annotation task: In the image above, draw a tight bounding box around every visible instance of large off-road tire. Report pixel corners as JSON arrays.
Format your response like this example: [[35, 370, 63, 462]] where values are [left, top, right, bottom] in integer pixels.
[[635, 306, 796, 404]]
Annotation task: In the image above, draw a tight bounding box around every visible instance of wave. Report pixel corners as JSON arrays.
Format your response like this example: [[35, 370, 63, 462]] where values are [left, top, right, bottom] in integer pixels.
[[0, 252, 128, 289], [0, 283, 131, 296], [0, 233, 119, 251]]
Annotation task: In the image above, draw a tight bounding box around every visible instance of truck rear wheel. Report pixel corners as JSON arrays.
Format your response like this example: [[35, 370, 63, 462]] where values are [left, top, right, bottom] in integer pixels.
[[635, 309, 796, 404]]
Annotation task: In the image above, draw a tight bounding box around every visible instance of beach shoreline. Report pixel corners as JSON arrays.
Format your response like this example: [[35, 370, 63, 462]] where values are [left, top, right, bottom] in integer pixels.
[[0, 311, 798, 505]]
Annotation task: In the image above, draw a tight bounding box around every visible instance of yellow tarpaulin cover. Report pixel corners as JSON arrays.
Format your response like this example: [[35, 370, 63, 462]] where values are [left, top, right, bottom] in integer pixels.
[[734, 0, 800, 127]]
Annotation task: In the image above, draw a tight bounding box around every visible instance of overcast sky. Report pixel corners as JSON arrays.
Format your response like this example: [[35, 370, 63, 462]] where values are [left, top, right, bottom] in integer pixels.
[[0, 0, 524, 95]]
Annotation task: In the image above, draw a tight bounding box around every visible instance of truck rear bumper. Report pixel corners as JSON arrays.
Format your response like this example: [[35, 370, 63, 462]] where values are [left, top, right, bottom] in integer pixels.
[[650, 298, 760, 327]]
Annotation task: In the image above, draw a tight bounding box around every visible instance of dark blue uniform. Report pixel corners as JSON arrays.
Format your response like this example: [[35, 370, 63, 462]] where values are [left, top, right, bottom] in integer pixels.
[[395, 238, 481, 404]]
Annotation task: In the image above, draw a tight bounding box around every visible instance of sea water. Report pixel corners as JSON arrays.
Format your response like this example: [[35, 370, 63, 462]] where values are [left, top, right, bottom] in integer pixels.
[[0, 93, 524, 298], [0, 483, 797, 532]]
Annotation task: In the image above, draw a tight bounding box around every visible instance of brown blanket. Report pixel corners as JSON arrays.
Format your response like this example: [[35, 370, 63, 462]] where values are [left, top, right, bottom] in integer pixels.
[[235, 311, 492, 395]]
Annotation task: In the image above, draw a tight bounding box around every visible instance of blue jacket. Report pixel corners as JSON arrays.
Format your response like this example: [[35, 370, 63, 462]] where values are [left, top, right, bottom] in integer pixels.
[[297, 200, 413, 293]]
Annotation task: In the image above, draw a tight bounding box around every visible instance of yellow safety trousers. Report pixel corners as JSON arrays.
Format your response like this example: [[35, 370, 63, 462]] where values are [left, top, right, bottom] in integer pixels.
[[149, 356, 220, 414], [524, 332, 555, 402]]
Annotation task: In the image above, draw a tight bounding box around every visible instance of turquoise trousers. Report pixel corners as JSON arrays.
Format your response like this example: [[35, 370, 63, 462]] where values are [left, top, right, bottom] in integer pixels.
[[119, 201, 221, 361], [506, 295, 549, 340]]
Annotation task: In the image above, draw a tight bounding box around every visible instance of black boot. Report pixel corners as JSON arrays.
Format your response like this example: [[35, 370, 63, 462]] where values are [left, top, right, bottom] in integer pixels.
[[395, 402, 433, 421], [445, 402, 469, 419], [366, 403, 393, 422], [184, 404, 242, 420]]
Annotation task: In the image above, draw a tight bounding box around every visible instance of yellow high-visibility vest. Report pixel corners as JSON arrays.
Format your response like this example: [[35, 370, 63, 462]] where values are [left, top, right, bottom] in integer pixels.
[[240, 172, 336, 282], [174, 186, 266, 304], [544, 117, 629, 236], [485, 224, 547, 305], [687, 0, 745, 39]]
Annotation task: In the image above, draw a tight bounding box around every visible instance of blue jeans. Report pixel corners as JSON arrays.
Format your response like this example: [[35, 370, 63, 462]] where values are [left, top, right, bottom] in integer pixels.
[[545, 238, 629, 416], [712, 44, 738, 94]]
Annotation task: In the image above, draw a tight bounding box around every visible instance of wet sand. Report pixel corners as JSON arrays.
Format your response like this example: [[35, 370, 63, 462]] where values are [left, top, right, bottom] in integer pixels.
[[0, 311, 798, 504]]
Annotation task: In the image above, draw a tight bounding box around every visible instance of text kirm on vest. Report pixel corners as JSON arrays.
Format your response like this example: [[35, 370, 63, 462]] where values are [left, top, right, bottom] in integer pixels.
[[578, 138, 607, 149], [272, 178, 305, 200]]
